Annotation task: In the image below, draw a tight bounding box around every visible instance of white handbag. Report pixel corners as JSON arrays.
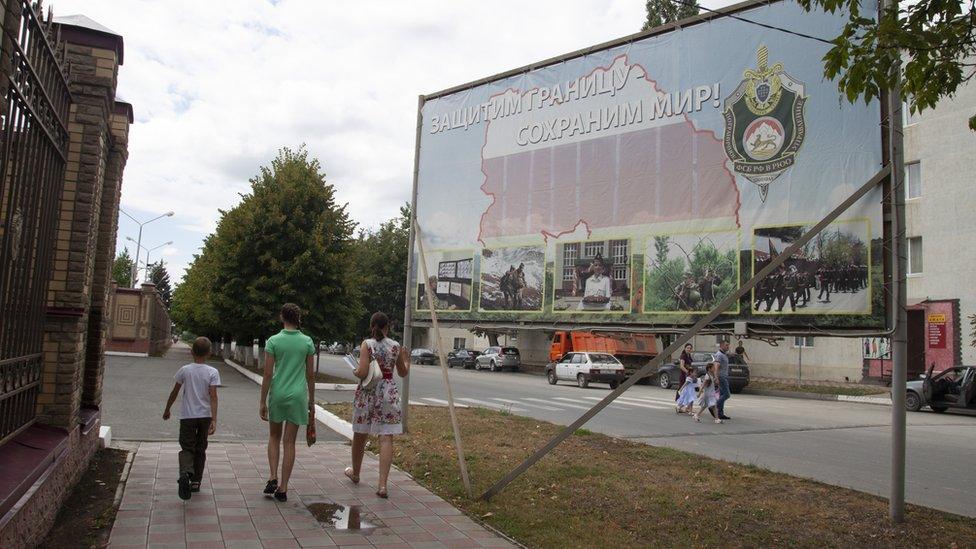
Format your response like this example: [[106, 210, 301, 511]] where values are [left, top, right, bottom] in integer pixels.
[[360, 356, 382, 390]]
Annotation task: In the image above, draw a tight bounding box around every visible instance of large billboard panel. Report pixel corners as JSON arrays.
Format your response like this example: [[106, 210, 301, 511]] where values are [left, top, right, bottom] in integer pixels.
[[412, 0, 886, 332]]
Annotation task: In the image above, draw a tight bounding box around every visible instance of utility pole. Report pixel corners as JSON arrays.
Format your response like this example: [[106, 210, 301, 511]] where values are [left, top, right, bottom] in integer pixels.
[[401, 94, 425, 433], [120, 209, 174, 287]]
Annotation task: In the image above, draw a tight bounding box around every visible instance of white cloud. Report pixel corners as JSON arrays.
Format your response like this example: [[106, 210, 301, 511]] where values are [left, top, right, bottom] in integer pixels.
[[52, 0, 737, 282]]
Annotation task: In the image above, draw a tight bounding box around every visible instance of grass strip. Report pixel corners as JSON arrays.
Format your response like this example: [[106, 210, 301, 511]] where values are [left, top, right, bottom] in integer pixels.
[[326, 402, 974, 548], [237, 358, 354, 384], [749, 379, 890, 397]]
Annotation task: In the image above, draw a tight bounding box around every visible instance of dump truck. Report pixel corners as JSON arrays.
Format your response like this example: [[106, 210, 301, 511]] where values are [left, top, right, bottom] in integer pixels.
[[549, 330, 659, 381]]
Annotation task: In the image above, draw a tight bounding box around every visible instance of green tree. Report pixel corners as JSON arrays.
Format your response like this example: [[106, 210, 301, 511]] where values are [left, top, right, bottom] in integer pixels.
[[643, 0, 699, 31], [798, 0, 976, 129], [206, 146, 363, 345], [112, 248, 134, 287], [653, 235, 670, 267], [171, 238, 221, 340], [353, 204, 410, 340], [148, 260, 173, 309]]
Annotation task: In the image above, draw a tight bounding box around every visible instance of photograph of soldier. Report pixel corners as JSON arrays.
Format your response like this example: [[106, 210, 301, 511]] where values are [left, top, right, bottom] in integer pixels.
[[644, 231, 739, 314], [416, 250, 474, 311], [479, 245, 545, 311], [752, 220, 870, 314], [553, 239, 632, 313]]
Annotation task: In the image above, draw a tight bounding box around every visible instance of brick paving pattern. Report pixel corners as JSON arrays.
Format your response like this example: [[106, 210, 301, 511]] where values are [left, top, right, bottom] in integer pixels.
[[108, 442, 515, 548]]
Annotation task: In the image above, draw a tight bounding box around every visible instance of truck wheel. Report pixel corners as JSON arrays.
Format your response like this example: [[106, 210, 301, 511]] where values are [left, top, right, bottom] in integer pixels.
[[658, 372, 671, 389], [547, 370, 557, 385], [905, 391, 921, 412], [577, 374, 589, 388]]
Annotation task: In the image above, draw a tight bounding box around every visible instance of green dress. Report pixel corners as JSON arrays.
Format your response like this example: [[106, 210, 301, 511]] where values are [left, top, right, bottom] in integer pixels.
[[265, 329, 315, 425]]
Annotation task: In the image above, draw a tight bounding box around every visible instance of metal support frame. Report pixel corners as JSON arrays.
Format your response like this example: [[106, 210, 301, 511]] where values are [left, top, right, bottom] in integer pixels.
[[481, 165, 890, 501], [401, 94, 425, 433], [415, 217, 473, 497]]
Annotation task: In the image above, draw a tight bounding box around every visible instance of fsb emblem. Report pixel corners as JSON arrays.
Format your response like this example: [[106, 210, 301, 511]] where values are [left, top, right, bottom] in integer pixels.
[[723, 45, 807, 202]]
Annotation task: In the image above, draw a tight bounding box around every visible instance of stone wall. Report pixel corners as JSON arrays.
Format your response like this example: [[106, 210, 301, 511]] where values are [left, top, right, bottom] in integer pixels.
[[105, 283, 173, 357]]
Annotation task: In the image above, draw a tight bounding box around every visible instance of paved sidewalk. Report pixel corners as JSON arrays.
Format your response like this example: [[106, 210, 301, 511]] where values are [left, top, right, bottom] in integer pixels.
[[108, 441, 514, 548]]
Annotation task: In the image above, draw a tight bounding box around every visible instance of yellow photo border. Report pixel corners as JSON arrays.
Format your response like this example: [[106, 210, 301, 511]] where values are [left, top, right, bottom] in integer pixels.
[[550, 236, 635, 315], [476, 243, 548, 314]]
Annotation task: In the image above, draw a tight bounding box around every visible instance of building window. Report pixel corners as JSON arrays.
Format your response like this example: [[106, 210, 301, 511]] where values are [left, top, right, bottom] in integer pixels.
[[715, 334, 730, 344], [562, 243, 579, 281], [905, 162, 921, 199], [902, 100, 922, 126], [908, 237, 923, 275], [793, 336, 815, 348], [584, 241, 605, 258], [609, 239, 628, 281], [453, 337, 466, 350]]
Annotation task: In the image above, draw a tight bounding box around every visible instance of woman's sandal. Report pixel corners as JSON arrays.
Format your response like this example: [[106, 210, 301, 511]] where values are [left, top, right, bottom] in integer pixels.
[[375, 487, 388, 499], [344, 467, 360, 484], [263, 479, 278, 496], [274, 490, 287, 502]]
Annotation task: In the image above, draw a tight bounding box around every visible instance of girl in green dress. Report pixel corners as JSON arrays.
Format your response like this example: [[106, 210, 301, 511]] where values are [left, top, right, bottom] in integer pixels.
[[259, 303, 315, 502]]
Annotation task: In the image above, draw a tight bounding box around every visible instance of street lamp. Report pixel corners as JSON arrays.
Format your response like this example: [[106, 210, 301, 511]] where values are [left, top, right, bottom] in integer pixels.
[[120, 209, 174, 287], [126, 237, 173, 276]]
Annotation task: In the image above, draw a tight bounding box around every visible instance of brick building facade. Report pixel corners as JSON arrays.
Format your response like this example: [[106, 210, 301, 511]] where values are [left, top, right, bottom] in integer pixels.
[[0, 5, 132, 547]]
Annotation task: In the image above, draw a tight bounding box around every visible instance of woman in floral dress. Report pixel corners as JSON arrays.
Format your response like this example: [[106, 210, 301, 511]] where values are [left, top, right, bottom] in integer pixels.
[[345, 312, 409, 498]]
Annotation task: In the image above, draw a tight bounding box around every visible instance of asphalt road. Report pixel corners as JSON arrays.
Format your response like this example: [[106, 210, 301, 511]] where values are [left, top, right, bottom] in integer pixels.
[[102, 345, 343, 442], [315, 353, 976, 518]]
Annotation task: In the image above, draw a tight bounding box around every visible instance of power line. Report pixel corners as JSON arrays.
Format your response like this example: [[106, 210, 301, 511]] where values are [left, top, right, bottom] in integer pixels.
[[669, 0, 834, 45]]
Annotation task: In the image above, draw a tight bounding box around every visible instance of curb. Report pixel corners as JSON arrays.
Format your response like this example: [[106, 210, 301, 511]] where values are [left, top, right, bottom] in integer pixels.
[[223, 358, 357, 391], [224, 358, 357, 439], [742, 387, 892, 406]]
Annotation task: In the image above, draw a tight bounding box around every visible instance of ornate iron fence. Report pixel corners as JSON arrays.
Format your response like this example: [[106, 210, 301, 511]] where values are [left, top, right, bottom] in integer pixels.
[[0, 0, 70, 446]]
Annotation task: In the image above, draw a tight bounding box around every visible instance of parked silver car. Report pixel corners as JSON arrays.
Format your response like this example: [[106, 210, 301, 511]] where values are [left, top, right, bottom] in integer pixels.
[[475, 346, 521, 372]]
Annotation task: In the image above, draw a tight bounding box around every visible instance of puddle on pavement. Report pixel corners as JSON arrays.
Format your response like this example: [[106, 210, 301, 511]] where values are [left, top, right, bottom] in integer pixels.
[[305, 500, 379, 534]]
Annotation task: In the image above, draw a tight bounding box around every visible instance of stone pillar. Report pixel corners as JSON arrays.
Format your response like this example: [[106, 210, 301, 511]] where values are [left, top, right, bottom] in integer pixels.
[[39, 20, 125, 428]]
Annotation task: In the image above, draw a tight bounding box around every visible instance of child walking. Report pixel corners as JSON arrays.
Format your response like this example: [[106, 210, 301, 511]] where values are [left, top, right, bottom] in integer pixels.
[[693, 362, 722, 424], [676, 368, 699, 414], [163, 337, 220, 500]]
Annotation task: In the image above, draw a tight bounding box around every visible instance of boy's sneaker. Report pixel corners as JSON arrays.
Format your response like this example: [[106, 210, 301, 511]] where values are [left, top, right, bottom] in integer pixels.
[[178, 473, 192, 500], [190, 481, 201, 493]]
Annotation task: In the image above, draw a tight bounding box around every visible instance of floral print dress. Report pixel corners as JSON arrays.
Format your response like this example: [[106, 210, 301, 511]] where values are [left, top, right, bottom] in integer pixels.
[[352, 337, 402, 435]]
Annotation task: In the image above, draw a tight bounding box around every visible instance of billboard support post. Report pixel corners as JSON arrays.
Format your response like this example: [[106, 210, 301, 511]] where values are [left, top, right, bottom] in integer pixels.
[[884, 4, 908, 520], [401, 95, 425, 433], [480, 165, 890, 501], [415, 218, 473, 497]]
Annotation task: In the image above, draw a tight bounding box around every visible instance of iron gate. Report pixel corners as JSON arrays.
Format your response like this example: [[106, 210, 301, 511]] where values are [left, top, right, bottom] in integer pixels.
[[0, 1, 70, 446]]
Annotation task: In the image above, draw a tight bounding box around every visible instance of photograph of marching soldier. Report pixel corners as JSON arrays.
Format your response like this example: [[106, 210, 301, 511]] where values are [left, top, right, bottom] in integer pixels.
[[553, 239, 632, 313], [643, 231, 739, 314], [416, 250, 474, 311], [752, 219, 871, 315], [478, 245, 545, 312]]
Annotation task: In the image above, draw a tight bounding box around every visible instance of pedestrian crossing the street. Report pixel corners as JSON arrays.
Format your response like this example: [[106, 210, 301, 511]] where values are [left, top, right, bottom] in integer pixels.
[[413, 394, 676, 414]]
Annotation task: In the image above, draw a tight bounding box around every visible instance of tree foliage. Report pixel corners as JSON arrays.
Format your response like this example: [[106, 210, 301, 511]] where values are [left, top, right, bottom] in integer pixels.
[[148, 260, 173, 309], [352, 204, 410, 340], [171, 146, 363, 345], [112, 248, 134, 288], [643, 0, 699, 31], [798, 0, 976, 130]]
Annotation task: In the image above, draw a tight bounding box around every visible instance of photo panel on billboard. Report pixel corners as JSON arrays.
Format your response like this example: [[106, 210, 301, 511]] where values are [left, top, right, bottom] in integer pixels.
[[416, 250, 474, 312], [643, 230, 740, 314], [552, 238, 633, 314], [751, 219, 872, 315], [478, 245, 546, 312]]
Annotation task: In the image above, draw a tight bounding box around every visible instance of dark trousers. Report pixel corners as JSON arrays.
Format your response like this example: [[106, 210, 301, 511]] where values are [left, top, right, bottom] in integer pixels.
[[179, 417, 211, 482], [717, 376, 731, 417]]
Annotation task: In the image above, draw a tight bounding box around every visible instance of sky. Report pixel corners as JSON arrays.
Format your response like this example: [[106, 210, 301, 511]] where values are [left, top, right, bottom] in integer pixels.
[[52, 0, 734, 284]]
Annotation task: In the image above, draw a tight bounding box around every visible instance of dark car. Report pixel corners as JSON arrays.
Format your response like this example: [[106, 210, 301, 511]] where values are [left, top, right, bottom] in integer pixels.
[[447, 349, 480, 369], [906, 365, 976, 413], [656, 351, 750, 393], [475, 346, 521, 371], [410, 348, 439, 365]]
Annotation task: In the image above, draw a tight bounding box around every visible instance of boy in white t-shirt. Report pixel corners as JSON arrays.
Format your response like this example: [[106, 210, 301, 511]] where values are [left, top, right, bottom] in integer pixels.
[[163, 337, 220, 500]]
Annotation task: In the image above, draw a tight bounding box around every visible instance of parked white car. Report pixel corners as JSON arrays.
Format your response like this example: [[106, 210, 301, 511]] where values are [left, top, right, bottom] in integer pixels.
[[545, 352, 626, 389]]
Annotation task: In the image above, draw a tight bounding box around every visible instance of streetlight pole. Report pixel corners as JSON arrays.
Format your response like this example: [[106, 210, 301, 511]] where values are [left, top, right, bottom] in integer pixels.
[[127, 237, 173, 277], [120, 209, 174, 287]]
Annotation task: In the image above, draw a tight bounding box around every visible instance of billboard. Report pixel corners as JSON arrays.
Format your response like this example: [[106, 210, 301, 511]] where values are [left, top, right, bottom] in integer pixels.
[[412, 0, 886, 332]]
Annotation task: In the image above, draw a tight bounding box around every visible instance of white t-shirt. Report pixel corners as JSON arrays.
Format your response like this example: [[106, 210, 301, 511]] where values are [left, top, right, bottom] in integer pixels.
[[174, 363, 221, 419], [578, 274, 612, 310]]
